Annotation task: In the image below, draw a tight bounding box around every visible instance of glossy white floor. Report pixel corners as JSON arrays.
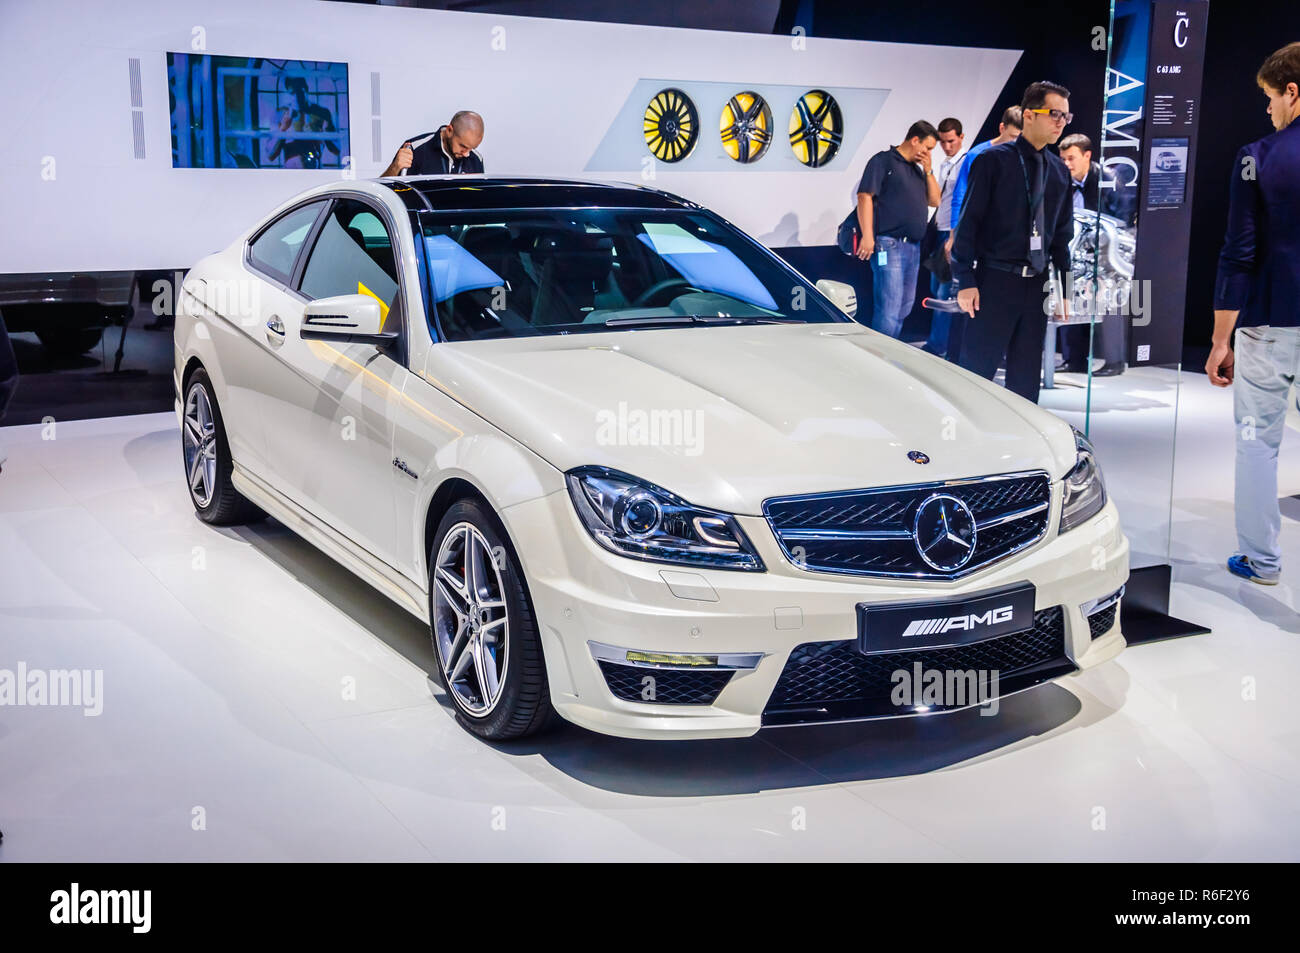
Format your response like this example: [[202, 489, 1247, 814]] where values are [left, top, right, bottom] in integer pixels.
[[1, 370, 1297, 861]]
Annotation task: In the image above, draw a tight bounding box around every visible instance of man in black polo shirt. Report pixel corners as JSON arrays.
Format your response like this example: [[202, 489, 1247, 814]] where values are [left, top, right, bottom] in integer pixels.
[[953, 82, 1074, 402], [382, 110, 485, 176], [855, 121, 941, 338]]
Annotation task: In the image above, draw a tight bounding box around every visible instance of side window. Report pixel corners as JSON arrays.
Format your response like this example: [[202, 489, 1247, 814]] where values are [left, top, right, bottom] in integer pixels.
[[298, 199, 401, 329], [248, 203, 322, 283]]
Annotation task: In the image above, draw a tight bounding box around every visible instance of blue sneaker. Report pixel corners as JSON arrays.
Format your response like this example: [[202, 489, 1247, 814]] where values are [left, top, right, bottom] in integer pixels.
[[1228, 554, 1280, 586]]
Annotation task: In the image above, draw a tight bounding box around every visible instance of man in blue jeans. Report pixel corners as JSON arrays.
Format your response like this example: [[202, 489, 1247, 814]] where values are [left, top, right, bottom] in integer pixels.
[[1207, 41, 1300, 586], [855, 121, 940, 338]]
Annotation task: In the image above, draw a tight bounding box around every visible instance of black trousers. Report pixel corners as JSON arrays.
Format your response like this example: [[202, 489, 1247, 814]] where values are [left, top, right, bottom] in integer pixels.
[[1060, 313, 1128, 366], [957, 266, 1049, 403], [947, 304, 967, 364]]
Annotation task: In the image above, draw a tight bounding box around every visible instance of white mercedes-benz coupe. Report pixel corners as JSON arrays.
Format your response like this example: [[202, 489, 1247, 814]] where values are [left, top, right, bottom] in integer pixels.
[[174, 176, 1129, 741]]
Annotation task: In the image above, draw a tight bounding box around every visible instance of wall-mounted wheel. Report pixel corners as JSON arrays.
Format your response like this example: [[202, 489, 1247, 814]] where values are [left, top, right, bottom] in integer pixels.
[[789, 90, 843, 167], [720, 91, 773, 163], [644, 87, 699, 163]]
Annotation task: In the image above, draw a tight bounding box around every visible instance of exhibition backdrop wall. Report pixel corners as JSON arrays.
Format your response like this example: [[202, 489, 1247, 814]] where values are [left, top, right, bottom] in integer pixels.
[[0, 0, 1019, 275]]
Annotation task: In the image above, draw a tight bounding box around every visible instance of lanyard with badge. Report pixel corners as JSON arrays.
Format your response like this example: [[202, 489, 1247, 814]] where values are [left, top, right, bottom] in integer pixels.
[[1017, 150, 1047, 253]]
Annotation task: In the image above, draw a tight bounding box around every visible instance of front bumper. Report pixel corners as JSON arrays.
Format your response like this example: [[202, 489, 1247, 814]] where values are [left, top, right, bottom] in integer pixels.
[[504, 487, 1129, 740]]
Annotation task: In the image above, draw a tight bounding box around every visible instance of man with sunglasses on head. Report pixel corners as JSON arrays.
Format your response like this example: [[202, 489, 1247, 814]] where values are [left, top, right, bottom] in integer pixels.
[[952, 82, 1075, 403]]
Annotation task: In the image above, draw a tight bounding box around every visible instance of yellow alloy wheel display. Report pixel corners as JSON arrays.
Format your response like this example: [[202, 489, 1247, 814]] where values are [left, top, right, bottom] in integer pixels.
[[719, 91, 773, 163], [789, 89, 843, 167], [644, 88, 699, 163]]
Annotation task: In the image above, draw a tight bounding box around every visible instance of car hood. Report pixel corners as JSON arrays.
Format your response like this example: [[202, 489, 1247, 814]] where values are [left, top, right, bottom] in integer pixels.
[[420, 323, 1078, 515]]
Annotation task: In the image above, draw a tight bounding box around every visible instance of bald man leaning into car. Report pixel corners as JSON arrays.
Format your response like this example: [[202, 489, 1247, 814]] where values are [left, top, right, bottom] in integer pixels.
[[383, 110, 485, 176]]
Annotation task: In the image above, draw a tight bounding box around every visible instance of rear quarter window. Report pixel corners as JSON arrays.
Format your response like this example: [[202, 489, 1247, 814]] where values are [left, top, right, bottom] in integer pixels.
[[248, 203, 323, 283]]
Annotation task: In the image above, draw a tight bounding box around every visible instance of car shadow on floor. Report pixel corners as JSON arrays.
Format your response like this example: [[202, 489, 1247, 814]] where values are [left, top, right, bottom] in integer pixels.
[[493, 685, 1083, 796], [231, 512, 1096, 797], [230, 517, 433, 665]]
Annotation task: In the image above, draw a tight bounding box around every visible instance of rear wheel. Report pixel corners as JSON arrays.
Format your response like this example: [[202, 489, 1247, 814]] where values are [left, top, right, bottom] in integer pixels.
[[182, 368, 264, 525], [428, 499, 553, 740]]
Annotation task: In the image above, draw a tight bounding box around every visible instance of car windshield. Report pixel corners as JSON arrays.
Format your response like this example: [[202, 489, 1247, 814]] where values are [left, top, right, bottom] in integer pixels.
[[418, 207, 847, 341]]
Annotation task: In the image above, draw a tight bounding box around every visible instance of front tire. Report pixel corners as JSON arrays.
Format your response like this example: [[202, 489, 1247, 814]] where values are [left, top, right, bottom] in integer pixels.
[[182, 368, 264, 525], [428, 499, 553, 740]]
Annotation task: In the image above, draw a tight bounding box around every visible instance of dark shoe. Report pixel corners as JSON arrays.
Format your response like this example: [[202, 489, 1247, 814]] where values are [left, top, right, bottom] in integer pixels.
[[1062, 361, 1089, 373], [1093, 362, 1127, 377]]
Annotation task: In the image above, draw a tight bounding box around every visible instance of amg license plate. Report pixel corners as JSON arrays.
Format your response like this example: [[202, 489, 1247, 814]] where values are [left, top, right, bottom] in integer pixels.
[[857, 582, 1036, 654]]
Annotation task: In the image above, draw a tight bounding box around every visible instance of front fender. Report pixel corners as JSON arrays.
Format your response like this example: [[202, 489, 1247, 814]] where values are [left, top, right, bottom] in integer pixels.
[[405, 424, 565, 586]]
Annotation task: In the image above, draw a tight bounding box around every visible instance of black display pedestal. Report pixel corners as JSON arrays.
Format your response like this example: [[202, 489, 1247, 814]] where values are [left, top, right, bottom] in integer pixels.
[[1120, 564, 1211, 645]]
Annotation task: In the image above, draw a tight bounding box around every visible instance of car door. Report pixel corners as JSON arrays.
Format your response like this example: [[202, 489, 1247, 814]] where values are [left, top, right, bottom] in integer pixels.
[[261, 196, 409, 566], [205, 200, 325, 480]]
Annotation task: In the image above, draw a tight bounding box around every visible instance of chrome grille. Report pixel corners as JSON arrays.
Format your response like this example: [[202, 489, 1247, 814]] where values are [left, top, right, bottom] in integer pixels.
[[764, 471, 1052, 579]]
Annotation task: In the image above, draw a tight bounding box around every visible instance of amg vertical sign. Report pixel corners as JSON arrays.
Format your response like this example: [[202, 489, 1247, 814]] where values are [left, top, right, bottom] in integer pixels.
[[1100, 0, 1150, 224]]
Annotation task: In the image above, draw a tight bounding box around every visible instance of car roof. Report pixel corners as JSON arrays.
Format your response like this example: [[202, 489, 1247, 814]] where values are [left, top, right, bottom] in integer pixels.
[[378, 176, 700, 213]]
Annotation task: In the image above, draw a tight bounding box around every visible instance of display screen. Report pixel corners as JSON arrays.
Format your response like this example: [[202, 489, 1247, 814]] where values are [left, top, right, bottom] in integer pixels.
[[1146, 136, 1189, 207], [167, 53, 350, 169]]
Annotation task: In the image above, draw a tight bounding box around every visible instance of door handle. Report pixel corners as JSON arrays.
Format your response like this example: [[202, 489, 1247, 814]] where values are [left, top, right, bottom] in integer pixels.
[[266, 315, 285, 347]]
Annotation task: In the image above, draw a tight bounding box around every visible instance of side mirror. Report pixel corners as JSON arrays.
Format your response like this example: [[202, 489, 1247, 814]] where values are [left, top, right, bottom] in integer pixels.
[[815, 279, 857, 318], [300, 294, 399, 345]]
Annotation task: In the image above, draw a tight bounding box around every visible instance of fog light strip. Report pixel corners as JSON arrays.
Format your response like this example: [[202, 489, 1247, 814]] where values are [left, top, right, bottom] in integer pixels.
[[588, 641, 763, 671]]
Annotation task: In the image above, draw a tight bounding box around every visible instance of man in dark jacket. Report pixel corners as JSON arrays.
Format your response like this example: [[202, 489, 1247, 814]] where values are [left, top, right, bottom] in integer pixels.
[[382, 110, 485, 176], [1207, 41, 1300, 586], [952, 81, 1075, 403]]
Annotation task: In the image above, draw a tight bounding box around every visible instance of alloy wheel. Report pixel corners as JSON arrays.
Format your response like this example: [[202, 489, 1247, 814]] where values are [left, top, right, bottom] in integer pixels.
[[183, 382, 218, 508], [433, 522, 510, 716]]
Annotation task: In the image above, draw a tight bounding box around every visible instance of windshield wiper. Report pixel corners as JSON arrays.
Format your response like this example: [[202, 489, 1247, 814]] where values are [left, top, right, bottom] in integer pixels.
[[603, 315, 698, 328], [689, 315, 801, 325], [603, 314, 797, 328]]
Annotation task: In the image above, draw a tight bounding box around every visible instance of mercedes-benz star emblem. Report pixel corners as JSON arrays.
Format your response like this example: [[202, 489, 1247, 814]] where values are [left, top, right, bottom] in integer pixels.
[[908, 450, 930, 465], [912, 493, 978, 572]]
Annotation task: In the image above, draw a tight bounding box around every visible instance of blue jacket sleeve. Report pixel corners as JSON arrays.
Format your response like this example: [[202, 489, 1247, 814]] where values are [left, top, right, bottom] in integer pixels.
[[1214, 144, 1260, 311], [950, 149, 974, 229]]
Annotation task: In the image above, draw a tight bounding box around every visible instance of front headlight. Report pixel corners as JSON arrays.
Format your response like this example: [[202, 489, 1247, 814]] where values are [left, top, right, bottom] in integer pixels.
[[1059, 430, 1107, 533], [566, 467, 764, 571]]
